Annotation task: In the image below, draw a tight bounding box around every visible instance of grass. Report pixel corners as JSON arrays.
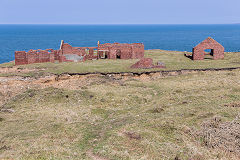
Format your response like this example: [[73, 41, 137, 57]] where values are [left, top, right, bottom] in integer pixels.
[[1, 69, 240, 159], [0, 61, 14, 68], [1, 50, 240, 77]]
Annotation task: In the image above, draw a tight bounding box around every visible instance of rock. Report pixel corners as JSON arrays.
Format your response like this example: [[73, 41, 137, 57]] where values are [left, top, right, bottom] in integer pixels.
[[0, 108, 15, 113], [131, 58, 165, 69]]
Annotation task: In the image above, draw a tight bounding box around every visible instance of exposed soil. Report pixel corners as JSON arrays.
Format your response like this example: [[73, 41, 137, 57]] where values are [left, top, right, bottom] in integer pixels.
[[0, 66, 44, 74], [1, 67, 240, 107], [224, 102, 240, 108], [124, 131, 141, 140]]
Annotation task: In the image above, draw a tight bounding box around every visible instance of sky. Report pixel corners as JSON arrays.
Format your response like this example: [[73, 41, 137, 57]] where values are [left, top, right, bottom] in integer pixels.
[[0, 0, 239, 24]]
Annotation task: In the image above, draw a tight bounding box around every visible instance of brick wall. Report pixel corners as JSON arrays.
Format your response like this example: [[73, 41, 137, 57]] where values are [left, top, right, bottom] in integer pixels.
[[15, 51, 27, 65], [59, 42, 98, 62], [61, 43, 73, 54], [131, 43, 145, 59], [15, 41, 145, 65], [98, 43, 144, 59], [15, 49, 57, 65], [193, 37, 224, 60]]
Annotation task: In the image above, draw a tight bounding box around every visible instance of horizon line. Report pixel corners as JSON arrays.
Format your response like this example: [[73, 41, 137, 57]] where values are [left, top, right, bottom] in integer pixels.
[[0, 23, 239, 25]]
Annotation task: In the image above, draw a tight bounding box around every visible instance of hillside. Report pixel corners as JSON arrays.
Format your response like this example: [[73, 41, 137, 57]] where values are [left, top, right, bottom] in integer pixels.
[[1, 50, 240, 77], [1, 50, 240, 159]]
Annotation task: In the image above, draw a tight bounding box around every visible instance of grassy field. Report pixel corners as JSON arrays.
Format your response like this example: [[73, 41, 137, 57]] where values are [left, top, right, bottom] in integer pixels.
[[1, 69, 240, 159], [1, 50, 240, 77]]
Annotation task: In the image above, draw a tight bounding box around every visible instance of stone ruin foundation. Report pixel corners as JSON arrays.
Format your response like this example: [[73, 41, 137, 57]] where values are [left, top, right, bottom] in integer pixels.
[[131, 58, 165, 69]]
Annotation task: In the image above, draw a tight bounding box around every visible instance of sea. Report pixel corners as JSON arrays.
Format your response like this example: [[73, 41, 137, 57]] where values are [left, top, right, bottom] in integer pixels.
[[0, 24, 240, 64]]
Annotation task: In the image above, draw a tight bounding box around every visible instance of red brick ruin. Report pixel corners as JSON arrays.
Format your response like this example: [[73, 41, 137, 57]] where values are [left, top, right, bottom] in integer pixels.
[[15, 41, 145, 65], [15, 37, 225, 66], [98, 43, 144, 59], [15, 49, 56, 65], [131, 58, 165, 69], [58, 41, 98, 62], [192, 37, 224, 60]]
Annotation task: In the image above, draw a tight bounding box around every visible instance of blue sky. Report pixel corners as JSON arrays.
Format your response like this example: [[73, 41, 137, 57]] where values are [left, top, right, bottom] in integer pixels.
[[0, 0, 239, 24]]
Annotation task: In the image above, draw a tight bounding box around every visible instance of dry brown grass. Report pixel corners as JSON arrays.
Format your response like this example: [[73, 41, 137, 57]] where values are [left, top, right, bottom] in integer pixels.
[[1, 69, 240, 159], [197, 115, 240, 157]]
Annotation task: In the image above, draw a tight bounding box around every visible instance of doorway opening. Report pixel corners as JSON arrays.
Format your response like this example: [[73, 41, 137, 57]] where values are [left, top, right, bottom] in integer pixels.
[[116, 49, 121, 59], [204, 49, 214, 59]]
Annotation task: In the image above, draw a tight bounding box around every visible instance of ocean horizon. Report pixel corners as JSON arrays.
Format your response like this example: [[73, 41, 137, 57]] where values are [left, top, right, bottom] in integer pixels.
[[0, 24, 240, 64]]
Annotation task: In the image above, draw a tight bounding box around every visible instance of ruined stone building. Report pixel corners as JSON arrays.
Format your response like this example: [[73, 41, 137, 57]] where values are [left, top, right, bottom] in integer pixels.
[[192, 37, 224, 60], [14, 41, 145, 65], [58, 41, 98, 62], [98, 43, 144, 59]]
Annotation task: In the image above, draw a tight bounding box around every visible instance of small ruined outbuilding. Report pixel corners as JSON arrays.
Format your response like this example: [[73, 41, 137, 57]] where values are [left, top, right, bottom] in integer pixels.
[[131, 58, 165, 69], [192, 37, 224, 60]]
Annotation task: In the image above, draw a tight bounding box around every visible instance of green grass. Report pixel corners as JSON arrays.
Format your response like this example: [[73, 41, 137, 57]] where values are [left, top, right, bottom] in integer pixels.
[[1, 69, 240, 159], [0, 61, 14, 68], [1, 50, 240, 77]]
